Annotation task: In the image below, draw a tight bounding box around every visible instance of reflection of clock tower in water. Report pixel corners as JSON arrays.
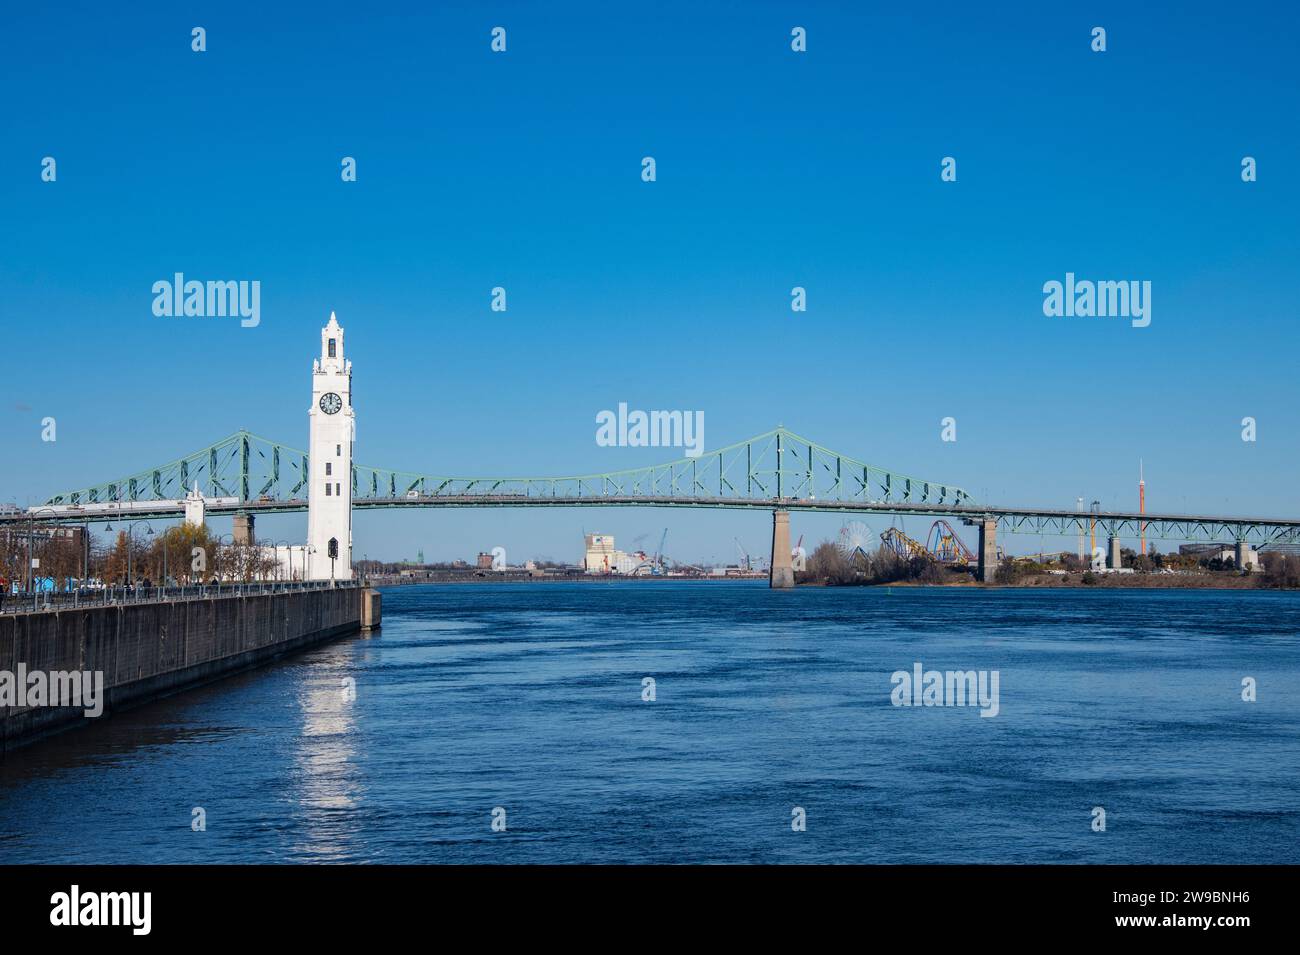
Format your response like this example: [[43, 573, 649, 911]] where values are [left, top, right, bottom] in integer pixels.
[[307, 312, 354, 580]]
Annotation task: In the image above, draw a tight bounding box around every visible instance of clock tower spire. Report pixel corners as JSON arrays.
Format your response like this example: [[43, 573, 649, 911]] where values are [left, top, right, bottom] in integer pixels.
[[306, 311, 354, 580]]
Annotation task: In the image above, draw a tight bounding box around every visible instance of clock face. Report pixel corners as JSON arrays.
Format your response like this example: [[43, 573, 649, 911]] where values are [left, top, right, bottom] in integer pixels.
[[319, 392, 343, 415]]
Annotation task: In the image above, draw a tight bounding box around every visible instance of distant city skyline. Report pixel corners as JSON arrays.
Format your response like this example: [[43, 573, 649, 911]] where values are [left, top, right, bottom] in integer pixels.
[[2, 2, 1297, 562]]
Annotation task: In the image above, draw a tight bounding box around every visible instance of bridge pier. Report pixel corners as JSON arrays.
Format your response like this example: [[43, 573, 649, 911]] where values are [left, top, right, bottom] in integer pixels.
[[233, 513, 256, 546], [1108, 535, 1122, 569], [770, 509, 794, 589], [977, 519, 998, 582]]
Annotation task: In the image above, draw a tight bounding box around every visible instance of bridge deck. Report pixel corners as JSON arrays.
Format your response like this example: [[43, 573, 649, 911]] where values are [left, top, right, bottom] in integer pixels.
[[9, 496, 1300, 545]]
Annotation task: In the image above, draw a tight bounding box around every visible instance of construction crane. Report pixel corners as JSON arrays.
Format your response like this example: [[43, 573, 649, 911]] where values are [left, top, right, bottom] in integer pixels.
[[734, 538, 752, 571], [654, 528, 668, 575]]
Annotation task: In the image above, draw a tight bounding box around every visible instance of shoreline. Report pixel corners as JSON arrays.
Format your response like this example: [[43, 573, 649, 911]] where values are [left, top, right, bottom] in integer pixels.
[[799, 574, 1288, 590], [361, 573, 1296, 591], [365, 573, 767, 586]]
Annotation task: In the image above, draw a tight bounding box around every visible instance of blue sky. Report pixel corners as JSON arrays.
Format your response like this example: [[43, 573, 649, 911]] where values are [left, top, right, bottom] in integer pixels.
[[2, 1, 1297, 564]]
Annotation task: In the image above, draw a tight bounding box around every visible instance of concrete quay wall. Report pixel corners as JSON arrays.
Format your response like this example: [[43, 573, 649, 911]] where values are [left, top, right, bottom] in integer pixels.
[[0, 586, 375, 754]]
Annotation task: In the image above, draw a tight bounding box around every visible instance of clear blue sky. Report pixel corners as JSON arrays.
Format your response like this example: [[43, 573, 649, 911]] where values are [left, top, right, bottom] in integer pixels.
[[2, 1, 1297, 563]]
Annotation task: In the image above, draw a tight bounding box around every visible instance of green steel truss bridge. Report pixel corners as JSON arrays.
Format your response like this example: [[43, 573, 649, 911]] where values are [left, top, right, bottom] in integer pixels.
[[31, 427, 973, 516], [14, 426, 1300, 560]]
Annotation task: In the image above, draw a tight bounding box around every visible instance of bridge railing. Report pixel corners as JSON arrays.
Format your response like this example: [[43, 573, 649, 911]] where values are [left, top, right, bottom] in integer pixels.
[[0, 579, 360, 615]]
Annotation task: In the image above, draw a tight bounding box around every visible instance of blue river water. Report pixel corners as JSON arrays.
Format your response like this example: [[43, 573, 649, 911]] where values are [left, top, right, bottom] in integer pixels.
[[2, 582, 1298, 864]]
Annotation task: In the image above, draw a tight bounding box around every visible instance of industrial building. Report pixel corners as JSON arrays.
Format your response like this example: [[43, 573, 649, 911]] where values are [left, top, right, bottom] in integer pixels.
[[582, 534, 641, 575], [1178, 542, 1261, 571]]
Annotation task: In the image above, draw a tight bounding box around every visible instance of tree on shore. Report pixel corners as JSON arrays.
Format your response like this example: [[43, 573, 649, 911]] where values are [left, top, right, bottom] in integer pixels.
[[1261, 552, 1300, 588], [146, 524, 217, 584], [104, 531, 133, 584], [798, 541, 953, 586]]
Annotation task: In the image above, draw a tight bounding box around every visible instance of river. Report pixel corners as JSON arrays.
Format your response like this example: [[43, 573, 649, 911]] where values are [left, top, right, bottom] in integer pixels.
[[2, 582, 1297, 863]]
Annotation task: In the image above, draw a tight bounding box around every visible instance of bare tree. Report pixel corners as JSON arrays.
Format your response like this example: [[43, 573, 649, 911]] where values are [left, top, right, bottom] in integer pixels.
[[1262, 552, 1300, 589]]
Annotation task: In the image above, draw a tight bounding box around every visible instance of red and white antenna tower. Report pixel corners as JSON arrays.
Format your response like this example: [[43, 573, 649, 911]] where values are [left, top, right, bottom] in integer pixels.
[[1139, 460, 1146, 555]]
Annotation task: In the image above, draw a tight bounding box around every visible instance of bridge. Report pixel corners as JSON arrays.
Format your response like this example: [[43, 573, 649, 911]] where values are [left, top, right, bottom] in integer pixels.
[[10, 425, 1300, 586]]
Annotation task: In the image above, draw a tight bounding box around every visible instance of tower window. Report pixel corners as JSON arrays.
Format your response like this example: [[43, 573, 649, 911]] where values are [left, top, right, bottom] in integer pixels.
[[336, 483, 341, 495], [328, 338, 337, 358], [325, 463, 332, 476], [336, 444, 341, 456], [325, 483, 331, 496]]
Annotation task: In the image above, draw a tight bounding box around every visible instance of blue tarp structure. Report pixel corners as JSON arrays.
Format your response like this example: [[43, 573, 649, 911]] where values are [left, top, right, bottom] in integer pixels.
[[8, 576, 56, 593]]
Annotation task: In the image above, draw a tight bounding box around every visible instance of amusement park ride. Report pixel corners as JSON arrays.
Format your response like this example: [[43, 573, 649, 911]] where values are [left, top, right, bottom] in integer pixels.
[[876, 520, 991, 566]]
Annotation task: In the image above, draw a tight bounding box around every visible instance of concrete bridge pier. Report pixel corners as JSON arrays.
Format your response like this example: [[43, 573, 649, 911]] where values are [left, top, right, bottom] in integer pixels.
[[361, 587, 382, 631], [770, 509, 794, 589], [977, 518, 998, 582], [1108, 536, 1123, 569], [233, 513, 256, 545]]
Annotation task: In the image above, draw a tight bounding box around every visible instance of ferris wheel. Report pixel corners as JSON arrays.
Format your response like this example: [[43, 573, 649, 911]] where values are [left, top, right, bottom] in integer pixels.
[[837, 520, 874, 558]]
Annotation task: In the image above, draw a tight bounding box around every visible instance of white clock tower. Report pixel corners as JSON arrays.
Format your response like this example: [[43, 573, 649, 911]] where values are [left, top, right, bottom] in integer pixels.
[[306, 312, 354, 580]]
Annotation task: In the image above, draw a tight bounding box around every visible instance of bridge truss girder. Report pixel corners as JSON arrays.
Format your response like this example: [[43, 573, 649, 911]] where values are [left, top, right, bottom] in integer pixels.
[[996, 513, 1300, 547], [43, 427, 974, 511], [349, 427, 974, 509], [42, 431, 306, 507]]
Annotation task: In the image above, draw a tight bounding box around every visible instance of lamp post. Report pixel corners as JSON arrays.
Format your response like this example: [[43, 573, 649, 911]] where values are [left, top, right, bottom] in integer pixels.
[[26, 507, 60, 607], [157, 522, 183, 591], [268, 539, 291, 585], [103, 511, 159, 599], [273, 539, 289, 584], [213, 533, 235, 587], [156, 523, 170, 591], [125, 521, 153, 595], [276, 541, 298, 583]]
